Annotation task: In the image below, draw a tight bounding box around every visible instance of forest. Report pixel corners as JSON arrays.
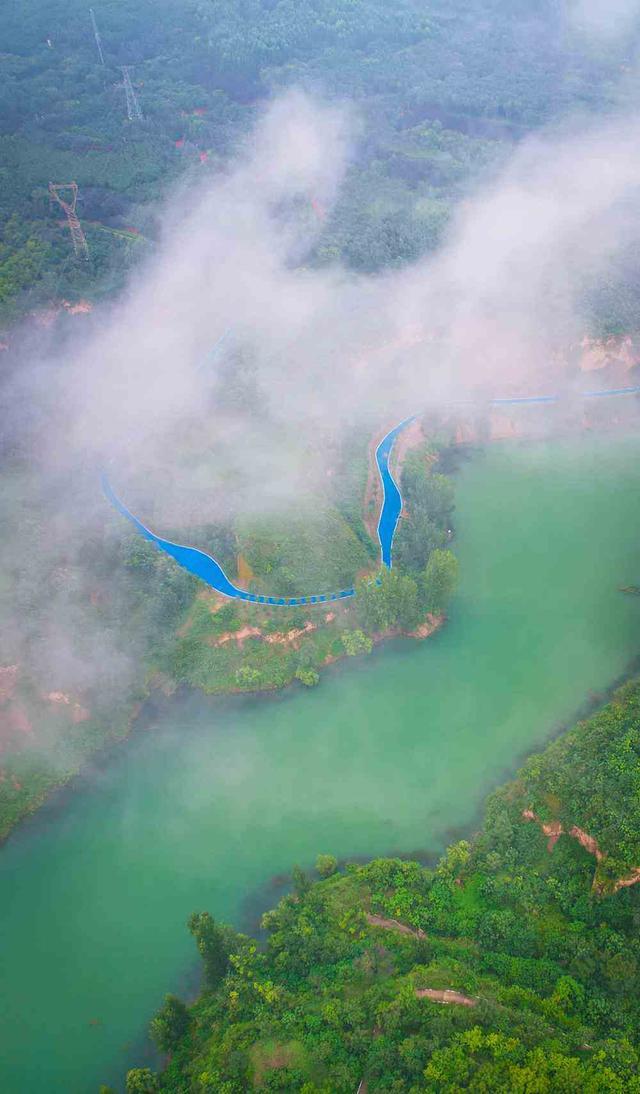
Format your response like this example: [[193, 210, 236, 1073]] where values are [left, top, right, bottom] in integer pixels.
[[124, 678, 640, 1092], [3, 0, 640, 845], [4, 4, 640, 1090], [3, 0, 640, 330]]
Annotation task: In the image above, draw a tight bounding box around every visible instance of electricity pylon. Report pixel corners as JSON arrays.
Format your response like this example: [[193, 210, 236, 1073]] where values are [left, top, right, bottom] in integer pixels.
[[121, 66, 143, 121], [48, 182, 90, 260], [89, 8, 105, 65]]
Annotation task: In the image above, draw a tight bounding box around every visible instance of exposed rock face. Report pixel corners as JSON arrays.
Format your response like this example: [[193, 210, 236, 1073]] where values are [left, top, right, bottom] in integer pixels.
[[45, 692, 90, 723], [522, 809, 640, 893], [0, 665, 18, 703], [489, 412, 519, 441], [578, 334, 639, 374], [212, 621, 317, 649], [405, 614, 444, 639], [455, 420, 478, 445], [0, 668, 34, 755]]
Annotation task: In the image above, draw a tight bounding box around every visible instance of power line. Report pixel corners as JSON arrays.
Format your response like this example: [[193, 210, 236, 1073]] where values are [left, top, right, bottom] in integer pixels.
[[89, 8, 105, 65], [121, 66, 143, 121], [48, 182, 90, 260]]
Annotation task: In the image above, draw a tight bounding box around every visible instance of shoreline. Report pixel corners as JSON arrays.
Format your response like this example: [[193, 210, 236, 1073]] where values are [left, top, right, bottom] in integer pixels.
[[0, 611, 446, 850], [100, 654, 640, 1086], [2, 419, 638, 849], [4, 429, 640, 1092]]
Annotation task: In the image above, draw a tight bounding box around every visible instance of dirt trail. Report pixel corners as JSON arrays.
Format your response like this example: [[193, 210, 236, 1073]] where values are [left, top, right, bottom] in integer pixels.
[[415, 987, 477, 1007], [0, 666, 18, 703], [365, 913, 426, 939]]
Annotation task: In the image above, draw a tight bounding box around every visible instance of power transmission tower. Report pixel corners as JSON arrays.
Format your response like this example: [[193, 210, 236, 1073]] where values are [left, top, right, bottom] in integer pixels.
[[121, 66, 143, 121], [89, 8, 105, 65], [48, 182, 90, 260]]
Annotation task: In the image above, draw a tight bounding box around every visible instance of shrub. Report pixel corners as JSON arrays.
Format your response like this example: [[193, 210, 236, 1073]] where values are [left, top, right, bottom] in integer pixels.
[[316, 853, 338, 877], [150, 993, 190, 1052], [235, 665, 263, 688], [125, 1070, 159, 1094], [341, 629, 373, 655], [295, 666, 320, 687]]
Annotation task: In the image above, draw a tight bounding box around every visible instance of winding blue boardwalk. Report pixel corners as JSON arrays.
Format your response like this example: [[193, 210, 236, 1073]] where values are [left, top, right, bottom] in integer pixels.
[[103, 383, 640, 604], [375, 416, 415, 567], [489, 385, 640, 406], [102, 475, 358, 606]]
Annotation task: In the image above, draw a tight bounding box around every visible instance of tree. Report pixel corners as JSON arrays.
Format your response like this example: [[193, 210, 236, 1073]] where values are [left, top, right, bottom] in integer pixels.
[[150, 993, 190, 1052], [188, 912, 233, 989], [423, 549, 458, 614], [395, 462, 454, 572], [341, 629, 373, 655], [356, 569, 421, 632], [292, 864, 311, 897], [125, 1070, 159, 1094], [550, 976, 584, 1016], [295, 666, 320, 686], [436, 839, 471, 879], [316, 853, 338, 877], [395, 512, 446, 573]]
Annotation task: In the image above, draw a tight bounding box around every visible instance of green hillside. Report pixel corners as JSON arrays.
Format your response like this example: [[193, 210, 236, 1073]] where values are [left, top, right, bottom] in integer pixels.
[[132, 679, 640, 1092]]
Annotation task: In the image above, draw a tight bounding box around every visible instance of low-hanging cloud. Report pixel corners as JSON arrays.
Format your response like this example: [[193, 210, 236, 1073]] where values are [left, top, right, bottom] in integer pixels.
[[48, 92, 640, 489], [568, 0, 640, 41], [4, 84, 640, 716]]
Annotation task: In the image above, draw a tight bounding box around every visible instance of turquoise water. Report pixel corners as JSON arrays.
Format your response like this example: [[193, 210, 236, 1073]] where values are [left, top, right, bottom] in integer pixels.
[[1, 434, 640, 1092]]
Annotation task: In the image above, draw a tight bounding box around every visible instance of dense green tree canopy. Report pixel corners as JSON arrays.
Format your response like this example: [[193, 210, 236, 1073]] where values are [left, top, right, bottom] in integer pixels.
[[2, 0, 640, 323], [136, 679, 640, 1091]]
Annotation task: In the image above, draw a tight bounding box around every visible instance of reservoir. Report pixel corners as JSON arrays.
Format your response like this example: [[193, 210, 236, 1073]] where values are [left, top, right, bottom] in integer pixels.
[[1, 434, 640, 1092]]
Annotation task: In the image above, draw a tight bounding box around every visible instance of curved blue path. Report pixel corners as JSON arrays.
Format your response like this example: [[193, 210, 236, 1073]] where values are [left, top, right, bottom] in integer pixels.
[[102, 475, 357, 606], [104, 382, 640, 605], [375, 416, 415, 567], [489, 385, 640, 406]]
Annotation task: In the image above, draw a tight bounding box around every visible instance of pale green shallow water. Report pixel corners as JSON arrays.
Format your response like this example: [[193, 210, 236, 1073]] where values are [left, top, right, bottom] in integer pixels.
[[2, 435, 640, 1092]]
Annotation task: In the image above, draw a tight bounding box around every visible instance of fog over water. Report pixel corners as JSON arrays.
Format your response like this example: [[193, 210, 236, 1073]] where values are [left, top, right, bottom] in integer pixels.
[[4, 6, 640, 1089], [4, 61, 640, 762], [3, 433, 640, 1094]]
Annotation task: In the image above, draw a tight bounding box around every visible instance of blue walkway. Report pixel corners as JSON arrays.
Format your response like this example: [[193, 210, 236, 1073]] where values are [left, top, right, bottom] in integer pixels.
[[103, 382, 640, 605], [489, 385, 640, 406], [375, 416, 415, 567], [102, 475, 357, 606]]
